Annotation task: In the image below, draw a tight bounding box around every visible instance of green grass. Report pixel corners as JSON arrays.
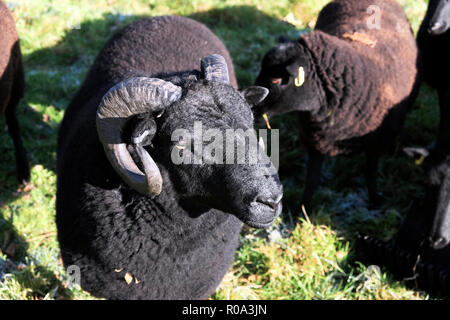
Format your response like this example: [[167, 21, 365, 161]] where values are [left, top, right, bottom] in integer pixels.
[[0, 0, 436, 300]]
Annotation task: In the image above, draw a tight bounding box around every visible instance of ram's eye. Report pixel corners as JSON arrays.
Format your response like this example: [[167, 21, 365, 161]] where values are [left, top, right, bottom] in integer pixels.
[[271, 78, 282, 85]]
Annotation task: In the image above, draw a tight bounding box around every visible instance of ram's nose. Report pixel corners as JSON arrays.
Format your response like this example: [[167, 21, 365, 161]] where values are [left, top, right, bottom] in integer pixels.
[[430, 236, 450, 250], [428, 22, 447, 35], [243, 193, 283, 229], [255, 194, 282, 212]]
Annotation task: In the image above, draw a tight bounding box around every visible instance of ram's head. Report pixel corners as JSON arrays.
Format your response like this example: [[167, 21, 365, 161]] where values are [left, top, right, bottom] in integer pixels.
[[96, 54, 283, 228], [253, 39, 319, 123], [428, 0, 450, 35]]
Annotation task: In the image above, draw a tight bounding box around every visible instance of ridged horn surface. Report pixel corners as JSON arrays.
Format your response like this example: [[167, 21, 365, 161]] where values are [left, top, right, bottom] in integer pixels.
[[96, 77, 182, 196]]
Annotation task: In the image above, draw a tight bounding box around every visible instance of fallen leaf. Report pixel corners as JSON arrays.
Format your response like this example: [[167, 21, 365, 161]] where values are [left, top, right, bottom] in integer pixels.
[[16, 263, 27, 271], [124, 272, 133, 284], [23, 184, 35, 193]]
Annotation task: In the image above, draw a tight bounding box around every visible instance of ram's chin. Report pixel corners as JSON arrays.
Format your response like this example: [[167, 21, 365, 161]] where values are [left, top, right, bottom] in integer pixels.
[[237, 201, 282, 229], [243, 218, 276, 229]]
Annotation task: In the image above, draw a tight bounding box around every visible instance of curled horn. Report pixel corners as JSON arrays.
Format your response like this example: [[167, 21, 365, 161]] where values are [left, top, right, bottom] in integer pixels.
[[201, 54, 230, 84], [96, 77, 182, 196]]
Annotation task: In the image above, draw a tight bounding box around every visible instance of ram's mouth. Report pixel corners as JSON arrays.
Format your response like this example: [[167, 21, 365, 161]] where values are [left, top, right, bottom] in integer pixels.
[[244, 217, 278, 229], [240, 196, 283, 229]]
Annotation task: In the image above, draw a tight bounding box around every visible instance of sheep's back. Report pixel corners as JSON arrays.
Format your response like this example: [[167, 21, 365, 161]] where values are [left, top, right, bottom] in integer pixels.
[[59, 15, 237, 151], [73, 15, 236, 108], [0, 2, 18, 72], [316, 0, 417, 108]]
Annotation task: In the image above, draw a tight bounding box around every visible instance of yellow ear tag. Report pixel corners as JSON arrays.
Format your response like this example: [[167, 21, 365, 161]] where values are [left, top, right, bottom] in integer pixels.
[[295, 67, 305, 87], [262, 113, 272, 130], [415, 155, 425, 166]]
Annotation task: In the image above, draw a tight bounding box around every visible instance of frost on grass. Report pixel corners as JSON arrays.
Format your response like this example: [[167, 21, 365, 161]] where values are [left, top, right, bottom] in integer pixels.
[[315, 187, 402, 238], [325, 189, 383, 220]]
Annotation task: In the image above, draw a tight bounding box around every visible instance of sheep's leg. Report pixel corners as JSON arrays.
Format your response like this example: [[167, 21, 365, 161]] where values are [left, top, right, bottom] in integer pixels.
[[5, 103, 30, 184], [301, 149, 324, 214], [4, 55, 29, 184], [365, 151, 381, 208]]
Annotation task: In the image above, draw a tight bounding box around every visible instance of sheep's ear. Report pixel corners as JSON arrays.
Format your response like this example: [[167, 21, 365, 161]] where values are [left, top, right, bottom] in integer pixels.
[[126, 113, 157, 146], [285, 62, 306, 87], [285, 62, 300, 77], [240, 86, 269, 107]]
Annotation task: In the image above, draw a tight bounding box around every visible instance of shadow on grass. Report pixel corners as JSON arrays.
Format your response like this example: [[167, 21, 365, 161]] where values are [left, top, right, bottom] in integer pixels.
[[0, 204, 76, 299]]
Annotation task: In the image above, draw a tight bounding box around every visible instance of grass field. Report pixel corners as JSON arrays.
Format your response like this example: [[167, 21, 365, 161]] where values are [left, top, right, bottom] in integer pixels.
[[0, 0, 437, 300]]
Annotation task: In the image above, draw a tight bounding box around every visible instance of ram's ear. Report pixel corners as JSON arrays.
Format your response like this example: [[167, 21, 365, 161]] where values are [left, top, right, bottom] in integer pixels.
[[125, 113, 158, 147], [404, 147, 430, 159], [285, 62, 307, 88], [240, 86, 269, 107], [285, 62, 300, 77]]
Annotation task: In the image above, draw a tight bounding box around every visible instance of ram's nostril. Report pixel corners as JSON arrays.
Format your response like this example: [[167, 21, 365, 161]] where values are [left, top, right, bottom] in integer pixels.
[[430, 236, 449, 250], [255, 195, 282, 211], [429, 22, 446, 34]]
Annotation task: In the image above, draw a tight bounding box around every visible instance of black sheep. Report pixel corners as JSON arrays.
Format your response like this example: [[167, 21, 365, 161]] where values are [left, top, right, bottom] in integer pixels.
[[399, 0, 450, 252], [254, 0, 421, 211], [356, 142, 450, 295], [56, 15, 283, 300], [0, 1, 29, 183], [417, 0, 450, 162]]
